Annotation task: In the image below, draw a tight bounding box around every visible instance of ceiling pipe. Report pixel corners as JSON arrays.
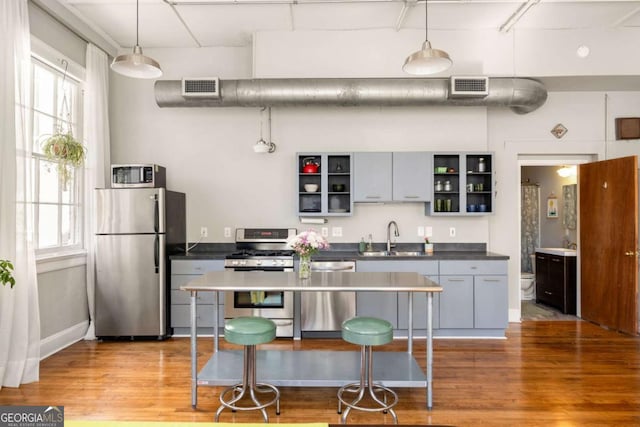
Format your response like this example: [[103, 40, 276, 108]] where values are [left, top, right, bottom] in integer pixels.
[[155, 77, 547, 114]]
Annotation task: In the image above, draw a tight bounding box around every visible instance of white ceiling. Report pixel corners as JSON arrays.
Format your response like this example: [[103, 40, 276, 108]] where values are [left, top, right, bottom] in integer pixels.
[[59, 0, 640, 49]]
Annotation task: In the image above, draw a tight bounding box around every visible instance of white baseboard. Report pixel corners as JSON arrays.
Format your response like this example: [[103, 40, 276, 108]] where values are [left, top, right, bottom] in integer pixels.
[[40, 321, 89, 360]]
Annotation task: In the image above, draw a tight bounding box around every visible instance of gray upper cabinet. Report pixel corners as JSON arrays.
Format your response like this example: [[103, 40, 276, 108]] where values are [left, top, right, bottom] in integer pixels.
[[392, 152, 432, 202], [297, 153, 353, 216], [429, 152, 494, 216], [354, 152, 432, 203], [353, 152, 393, 202]]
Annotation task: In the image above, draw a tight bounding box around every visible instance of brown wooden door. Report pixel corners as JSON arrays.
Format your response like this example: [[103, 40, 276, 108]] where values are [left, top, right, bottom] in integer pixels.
[[580, 156, 638, 335]]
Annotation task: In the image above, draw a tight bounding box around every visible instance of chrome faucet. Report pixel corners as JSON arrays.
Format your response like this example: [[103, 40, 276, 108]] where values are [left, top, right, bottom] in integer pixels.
[[568, 242, 577, 250], [386, 221, 399, 253]]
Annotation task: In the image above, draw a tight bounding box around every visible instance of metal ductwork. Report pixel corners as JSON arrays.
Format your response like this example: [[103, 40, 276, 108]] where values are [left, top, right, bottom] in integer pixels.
[[155, 77, 547, 114]]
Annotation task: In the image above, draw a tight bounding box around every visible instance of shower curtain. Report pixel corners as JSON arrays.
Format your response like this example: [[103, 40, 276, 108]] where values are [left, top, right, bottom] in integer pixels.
[[521, 184, 540, 273]]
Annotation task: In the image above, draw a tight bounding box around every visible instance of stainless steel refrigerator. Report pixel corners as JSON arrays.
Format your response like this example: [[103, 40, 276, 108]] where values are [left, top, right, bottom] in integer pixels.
[[95, 188, 186, 339]]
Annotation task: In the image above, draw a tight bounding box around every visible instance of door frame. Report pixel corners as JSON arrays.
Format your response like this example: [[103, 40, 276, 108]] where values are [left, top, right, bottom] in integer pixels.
[[517, 154, 597, 320]]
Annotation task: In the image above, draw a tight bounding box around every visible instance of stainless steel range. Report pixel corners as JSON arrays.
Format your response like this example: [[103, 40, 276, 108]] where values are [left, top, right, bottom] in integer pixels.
[[224, 228, 296, 338]]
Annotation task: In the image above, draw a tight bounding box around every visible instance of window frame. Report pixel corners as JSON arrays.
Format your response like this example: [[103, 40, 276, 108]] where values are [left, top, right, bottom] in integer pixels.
[[29, 55, 86, 257]]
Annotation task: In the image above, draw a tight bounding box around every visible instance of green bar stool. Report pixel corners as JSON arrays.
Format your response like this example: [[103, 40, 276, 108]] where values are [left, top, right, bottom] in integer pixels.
[[214, 316, 280, 423], [337, 316, 398, 424]]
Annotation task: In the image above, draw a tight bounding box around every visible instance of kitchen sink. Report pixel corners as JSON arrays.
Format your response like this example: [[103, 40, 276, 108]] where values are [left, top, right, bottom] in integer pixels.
[[359, 251, 425, 257]]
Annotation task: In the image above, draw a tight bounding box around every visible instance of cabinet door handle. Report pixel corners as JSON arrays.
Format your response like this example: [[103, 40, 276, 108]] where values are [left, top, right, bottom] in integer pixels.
[[551, 259, 561, 263], [537, 256, 545, 260], [403, 195, 420, 199], [365, 195, 381, 199], [447, 278, 466, 282], [544, 290, 553, 295], [483, 279, 501, 282]]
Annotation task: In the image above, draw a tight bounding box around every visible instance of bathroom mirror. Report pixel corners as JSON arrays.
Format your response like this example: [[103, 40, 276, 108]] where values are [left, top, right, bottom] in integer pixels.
[[562, 184, 577, 230]]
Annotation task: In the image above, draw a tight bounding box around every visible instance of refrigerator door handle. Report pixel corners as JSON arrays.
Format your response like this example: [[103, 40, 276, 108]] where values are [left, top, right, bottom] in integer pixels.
[[154, 234, 160, 274], [153, 194, 159, 233]]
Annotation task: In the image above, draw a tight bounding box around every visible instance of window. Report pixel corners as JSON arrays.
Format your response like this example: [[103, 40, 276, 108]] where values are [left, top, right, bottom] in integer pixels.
[[30, 58, 84, 254]]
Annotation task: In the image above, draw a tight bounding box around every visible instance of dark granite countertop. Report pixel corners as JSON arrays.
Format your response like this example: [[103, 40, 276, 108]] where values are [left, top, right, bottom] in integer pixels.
[[170, 242, 508, 261]]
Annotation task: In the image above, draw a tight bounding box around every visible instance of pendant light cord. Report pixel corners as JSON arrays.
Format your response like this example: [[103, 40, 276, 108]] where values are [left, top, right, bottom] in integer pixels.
[[136, 0, 140, 46], [424, 0, 428, 42]]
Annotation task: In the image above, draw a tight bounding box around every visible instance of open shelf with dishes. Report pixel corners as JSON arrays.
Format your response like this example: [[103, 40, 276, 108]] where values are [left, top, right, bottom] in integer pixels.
[[297, 153, 353, 216], [428, 152, 494, 216]]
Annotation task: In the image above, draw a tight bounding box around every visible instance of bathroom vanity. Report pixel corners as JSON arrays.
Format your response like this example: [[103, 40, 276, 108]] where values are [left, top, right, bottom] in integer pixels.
[[535, 248, 577, 314]]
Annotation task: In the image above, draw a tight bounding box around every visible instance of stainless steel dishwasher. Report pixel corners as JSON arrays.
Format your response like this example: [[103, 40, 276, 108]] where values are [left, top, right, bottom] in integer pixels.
[[301, 261, 356, 332]]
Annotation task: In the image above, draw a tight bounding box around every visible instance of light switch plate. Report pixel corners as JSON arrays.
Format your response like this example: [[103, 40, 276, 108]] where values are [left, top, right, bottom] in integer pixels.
[[425, 226, 433, 237], [332, 227, 342, 237], [321, 227, 329, 237], [418, 226, 425, 237], [449, 227, 456, 237], [224, 227, 231, 238]]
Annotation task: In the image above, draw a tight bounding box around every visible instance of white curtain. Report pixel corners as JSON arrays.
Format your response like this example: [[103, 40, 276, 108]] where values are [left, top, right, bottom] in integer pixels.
[[83, 44, 111, 340], [0, 0, 41, 389]]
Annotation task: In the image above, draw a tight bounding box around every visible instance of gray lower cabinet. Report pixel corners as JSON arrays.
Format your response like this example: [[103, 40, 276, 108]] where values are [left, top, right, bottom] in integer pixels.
[[170, 259, 224, 336], [474, 275, 508, 328], [355, 260, 399, 328], [438, 260, 508, 337], [356, 260, 439, 332], [438, 275, 474, 329]]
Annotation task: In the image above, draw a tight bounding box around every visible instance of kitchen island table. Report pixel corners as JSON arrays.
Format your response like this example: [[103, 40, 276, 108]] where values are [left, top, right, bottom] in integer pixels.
[[181, 270, 442, 410]]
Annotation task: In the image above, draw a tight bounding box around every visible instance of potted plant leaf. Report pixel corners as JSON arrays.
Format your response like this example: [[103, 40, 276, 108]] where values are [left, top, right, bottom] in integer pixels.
[[0, 259, 15, 288], [41, 131, 86, 187]]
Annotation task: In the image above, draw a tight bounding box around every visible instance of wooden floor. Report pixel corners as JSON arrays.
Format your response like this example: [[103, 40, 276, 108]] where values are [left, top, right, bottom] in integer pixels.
[[1, 320, 639, 426]]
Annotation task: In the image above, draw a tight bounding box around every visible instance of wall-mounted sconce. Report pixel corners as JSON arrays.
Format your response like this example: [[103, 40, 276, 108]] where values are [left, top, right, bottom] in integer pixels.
[[254, 107, 276, 154], [551, 123, 568, 139]]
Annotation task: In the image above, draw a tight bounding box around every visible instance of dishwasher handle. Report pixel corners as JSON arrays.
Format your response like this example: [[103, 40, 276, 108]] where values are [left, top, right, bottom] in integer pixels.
[[312, 265, 355, 271]]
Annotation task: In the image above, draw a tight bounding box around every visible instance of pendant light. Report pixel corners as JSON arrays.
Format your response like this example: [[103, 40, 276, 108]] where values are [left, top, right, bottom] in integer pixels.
[[402, 0, 452, 75], [111, 0, 162, 79]]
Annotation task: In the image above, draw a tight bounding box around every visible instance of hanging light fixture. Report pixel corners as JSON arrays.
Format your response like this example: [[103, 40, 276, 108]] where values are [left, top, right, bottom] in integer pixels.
[[111, 0, 162, 79], [402, 0, 452, 75], [557, 166, 577, 178], [253, 107, 276, 154]]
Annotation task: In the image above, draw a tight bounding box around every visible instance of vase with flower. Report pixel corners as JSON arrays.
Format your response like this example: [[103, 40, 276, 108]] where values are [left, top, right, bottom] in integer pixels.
[[286, 229, 330, 279], [424, 238, 434, 254]]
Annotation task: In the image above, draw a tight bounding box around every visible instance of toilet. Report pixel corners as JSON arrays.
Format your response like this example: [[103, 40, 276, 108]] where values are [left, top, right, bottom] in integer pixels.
[[521, 254, 536, 300]]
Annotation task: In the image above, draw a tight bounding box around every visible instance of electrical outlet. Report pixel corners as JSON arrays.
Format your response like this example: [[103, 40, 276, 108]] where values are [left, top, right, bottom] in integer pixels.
[[425, 226, 433, 238], [321, 227, 329, 237], [332, 227, 342, 237], [449, 227, 456, 237], [417, 226, 425, 237], [224, 227, 231, 238], [200, 227, 208, 238]]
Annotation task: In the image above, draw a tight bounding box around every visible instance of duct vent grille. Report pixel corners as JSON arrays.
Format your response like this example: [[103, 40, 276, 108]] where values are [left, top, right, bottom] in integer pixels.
[[450, 76, 489, 97], [182, 78, 219, 98]]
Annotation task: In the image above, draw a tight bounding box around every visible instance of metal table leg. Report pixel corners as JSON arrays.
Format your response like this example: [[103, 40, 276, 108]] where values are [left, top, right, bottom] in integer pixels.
[[427, 292, 433, 410], [408, 292, 413, 354], [190, 290, 198, 408]]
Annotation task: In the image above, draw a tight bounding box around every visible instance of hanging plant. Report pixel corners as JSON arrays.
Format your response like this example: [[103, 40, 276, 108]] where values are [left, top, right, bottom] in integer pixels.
[[0, 259, 16, 288], [40, 59, 86, 187], [42, 131, 86, 186]]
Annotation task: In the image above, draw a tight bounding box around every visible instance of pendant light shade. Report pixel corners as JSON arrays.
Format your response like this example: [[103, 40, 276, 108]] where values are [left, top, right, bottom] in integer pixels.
[[111, 0, 162, 79], [402, 0, 452, 75], [402, 40, 452, 75]]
